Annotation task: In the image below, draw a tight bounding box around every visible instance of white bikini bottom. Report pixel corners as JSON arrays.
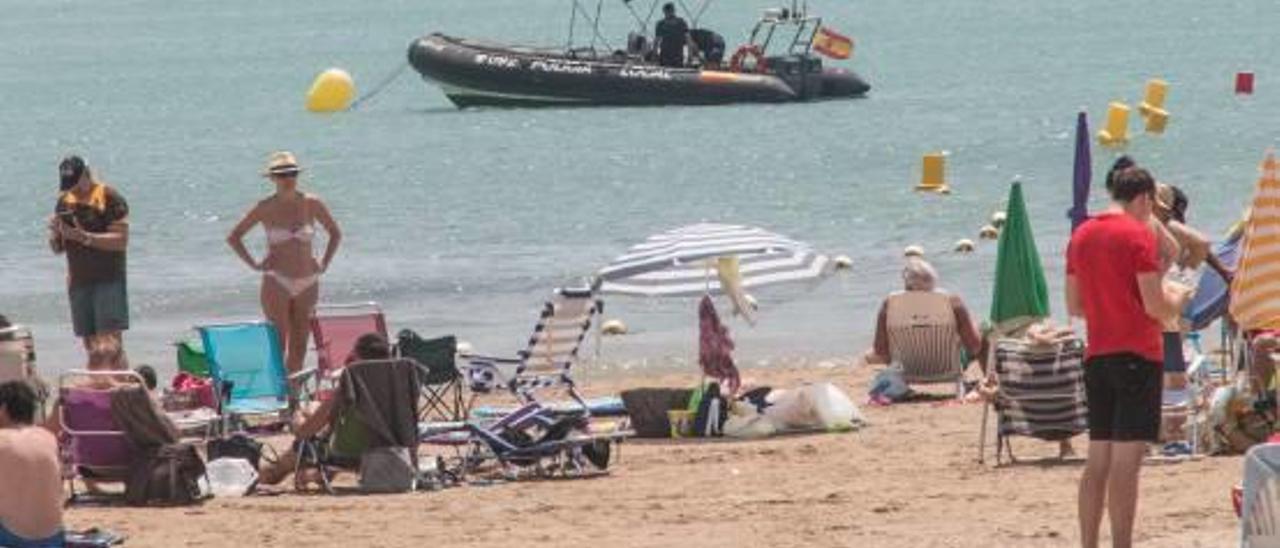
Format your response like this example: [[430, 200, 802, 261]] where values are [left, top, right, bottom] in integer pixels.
[[264, 271, 319, 298]]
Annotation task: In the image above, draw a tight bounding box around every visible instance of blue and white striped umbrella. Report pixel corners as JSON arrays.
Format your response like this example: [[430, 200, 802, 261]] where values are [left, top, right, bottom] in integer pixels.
[[597, 223, 832, 297]]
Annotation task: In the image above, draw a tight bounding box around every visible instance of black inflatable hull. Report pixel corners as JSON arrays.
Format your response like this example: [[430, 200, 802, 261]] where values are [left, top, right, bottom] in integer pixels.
[[408, 33, 869, 108]]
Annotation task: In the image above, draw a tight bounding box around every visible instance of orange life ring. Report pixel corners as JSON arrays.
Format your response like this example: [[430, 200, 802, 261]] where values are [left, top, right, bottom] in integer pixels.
[[728, 45, 767, 74]]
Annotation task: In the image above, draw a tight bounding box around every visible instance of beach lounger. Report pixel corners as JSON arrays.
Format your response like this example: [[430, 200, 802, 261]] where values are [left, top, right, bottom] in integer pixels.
[[978, 337, 1087, 465], [395, 330, 465, 424], [295, 358, 423, 493], [1242, 443, 1280, 547], [884, 291, 966, 393], [464, 287, 601, 411], [424, 401, 627, 480], [196, 321, 291, 431], [303, 302, 387, 399]]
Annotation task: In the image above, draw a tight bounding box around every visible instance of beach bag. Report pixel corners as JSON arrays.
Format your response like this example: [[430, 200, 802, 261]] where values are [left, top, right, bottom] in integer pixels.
[[692, 382, 727, 437], [868, 366, 909, 401], [207, 434, 265, 470], [125, 443, 206, 506], [359, 446, 417, 493], [620, 388, 693, 438]]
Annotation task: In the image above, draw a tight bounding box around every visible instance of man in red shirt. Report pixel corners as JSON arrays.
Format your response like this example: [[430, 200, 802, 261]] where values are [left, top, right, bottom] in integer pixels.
[[1066, 166, 1189, 548]]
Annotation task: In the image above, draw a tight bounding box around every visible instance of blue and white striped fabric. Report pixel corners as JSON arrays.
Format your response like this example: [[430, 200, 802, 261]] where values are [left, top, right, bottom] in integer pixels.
[[466, 288, 599, 404], [597, 223, 831, 297]]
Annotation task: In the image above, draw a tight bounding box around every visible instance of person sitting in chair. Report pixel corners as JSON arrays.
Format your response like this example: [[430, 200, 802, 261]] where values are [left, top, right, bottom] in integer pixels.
[[865, 257, 982, 368], [259, 332, 391, 485]]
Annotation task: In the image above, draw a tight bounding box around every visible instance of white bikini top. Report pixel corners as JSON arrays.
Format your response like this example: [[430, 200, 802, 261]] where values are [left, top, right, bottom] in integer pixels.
[[266, 223, 315, 245], [264, 194, 315, 246]]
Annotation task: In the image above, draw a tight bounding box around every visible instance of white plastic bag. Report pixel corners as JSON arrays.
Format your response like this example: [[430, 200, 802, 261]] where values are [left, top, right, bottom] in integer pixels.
[[205, 457, 258, 497], [809, 382, 862, 431]]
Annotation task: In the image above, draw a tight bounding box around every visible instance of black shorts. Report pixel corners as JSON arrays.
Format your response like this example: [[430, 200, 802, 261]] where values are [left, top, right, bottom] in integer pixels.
[[1084, 353, 1162, 442]]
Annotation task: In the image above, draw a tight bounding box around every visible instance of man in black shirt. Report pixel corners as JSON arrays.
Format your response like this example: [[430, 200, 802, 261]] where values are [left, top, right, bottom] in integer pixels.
[[654, 2, 699, 68], [47, 156, 131, 371]]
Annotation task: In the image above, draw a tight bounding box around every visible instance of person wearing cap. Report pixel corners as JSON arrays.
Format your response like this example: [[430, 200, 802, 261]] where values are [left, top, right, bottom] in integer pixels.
[[46, 156, 131, 371], [226, 152, 342, 377]]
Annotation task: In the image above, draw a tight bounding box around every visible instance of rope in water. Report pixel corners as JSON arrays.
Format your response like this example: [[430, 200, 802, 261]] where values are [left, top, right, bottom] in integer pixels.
[[348, 63, 409, 111]]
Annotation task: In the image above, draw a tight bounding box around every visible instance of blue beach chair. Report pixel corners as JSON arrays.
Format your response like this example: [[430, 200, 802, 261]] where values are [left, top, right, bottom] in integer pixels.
[[196, 321, 291, 430]]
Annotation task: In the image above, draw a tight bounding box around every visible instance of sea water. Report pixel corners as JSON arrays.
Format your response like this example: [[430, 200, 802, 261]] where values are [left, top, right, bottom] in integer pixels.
[[2, 0, 1278, 375]]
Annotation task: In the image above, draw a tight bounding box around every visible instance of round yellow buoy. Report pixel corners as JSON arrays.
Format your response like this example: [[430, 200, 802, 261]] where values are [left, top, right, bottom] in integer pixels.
[[306, 68, 356, 113], [833, 255, 853, 270], [979, 225, 999, 240], [601, 319, 628, 336], [903, 245, 925, 258], [954, 239, 975, 253], [990, 211, 1007, 228]]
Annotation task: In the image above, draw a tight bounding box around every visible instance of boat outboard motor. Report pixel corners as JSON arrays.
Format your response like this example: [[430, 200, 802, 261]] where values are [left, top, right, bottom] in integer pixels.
[[689, 29, 726, 66]]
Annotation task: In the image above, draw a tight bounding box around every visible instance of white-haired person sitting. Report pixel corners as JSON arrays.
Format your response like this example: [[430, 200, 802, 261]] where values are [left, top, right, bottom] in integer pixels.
[[864, 258, 982, 396]]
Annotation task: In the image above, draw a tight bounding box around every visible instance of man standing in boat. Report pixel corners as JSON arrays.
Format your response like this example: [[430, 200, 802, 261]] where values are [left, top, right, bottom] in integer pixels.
[[654, 2, 700, 68]]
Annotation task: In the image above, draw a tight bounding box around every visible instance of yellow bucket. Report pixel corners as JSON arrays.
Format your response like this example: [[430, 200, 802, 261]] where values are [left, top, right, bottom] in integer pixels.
[[667, 410, 694, 438]]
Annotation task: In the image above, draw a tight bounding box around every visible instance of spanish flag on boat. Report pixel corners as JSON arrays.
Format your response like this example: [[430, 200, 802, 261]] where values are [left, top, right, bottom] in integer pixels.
[[1230, 150, 1280, 331], [812, 26, 853, 60]]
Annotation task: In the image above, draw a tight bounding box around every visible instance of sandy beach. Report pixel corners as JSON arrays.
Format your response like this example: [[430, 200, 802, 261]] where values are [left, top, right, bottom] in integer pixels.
[[66, 363, 1242, 547]]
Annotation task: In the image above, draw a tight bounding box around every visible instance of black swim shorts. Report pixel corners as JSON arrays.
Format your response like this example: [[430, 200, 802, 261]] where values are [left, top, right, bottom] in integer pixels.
[[1084, 353, 1162, 442]]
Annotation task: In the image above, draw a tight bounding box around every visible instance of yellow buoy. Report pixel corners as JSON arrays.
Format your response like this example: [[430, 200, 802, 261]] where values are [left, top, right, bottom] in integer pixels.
[[916, 152, 950, 194], [1097, 102, 1130, 147], [1138, 79, 1168, 118], [1144, 107, 1169, 134], [306, 68, 356, 113]]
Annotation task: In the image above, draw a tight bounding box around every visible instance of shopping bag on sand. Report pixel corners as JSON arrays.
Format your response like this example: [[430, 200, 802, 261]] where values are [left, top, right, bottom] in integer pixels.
[[765, 383, 863, 432]]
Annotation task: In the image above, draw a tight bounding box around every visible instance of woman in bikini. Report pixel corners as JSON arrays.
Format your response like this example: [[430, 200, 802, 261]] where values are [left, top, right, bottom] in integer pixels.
[[227, 151, 342, 375]]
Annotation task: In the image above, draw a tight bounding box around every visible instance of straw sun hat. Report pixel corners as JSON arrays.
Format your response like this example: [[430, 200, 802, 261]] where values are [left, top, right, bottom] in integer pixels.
[[261, 151, 303, 177]]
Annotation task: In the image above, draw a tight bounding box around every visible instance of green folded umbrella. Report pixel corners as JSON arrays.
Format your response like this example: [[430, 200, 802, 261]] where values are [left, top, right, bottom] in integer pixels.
[[990, 181, 1050, 334]]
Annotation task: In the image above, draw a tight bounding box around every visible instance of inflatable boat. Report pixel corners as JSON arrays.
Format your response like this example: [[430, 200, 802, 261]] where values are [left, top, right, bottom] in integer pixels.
[[407, 2, 869, 108]]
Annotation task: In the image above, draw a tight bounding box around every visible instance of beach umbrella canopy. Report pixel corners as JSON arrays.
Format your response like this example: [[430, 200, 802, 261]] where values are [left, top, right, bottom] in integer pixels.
[[1230, 151, 1280, 331], [597, 223, 832, 297], [1067, 110, 1092, 232], [991, 182, 1050, 332]]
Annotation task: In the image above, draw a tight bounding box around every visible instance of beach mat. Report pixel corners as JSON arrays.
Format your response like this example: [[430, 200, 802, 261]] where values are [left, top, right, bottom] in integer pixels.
[[470, 396, 628, 420]]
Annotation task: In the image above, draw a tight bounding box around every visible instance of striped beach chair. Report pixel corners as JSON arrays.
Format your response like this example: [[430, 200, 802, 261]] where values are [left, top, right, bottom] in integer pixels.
[[884, 291, 966, 392], [464, 287, 601, 411], [979, 337, 1087, 465], [1242, 444, 1280, 547]]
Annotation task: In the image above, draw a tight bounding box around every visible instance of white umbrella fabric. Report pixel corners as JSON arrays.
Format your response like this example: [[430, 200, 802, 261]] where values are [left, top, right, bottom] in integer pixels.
[[597, 223, 832, 297]]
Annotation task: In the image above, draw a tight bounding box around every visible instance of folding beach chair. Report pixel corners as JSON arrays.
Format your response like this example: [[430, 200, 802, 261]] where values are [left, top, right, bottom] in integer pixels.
[[196, 321, 291, 431], [305, 302, 387, 399], [426, 401, 625, 480], [175, 339, 209, 378], [885, 291, 966, 394], [1242, 443, 1280, 547], [395, 331, 465, 423], [464, 287, 601, 411], [295, 358, 423, 493], [978, 337, 1087, 465], [58, 370, 148, 501]]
